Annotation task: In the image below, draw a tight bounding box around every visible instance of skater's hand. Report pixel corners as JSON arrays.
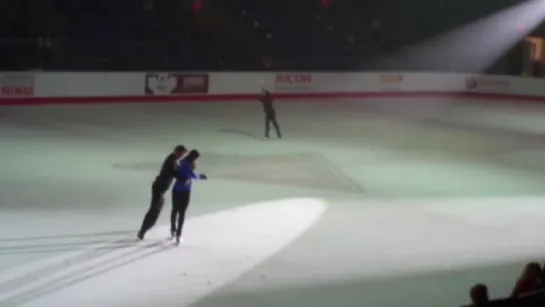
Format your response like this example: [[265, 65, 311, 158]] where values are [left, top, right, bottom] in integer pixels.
[[199, 174, 208, 180]]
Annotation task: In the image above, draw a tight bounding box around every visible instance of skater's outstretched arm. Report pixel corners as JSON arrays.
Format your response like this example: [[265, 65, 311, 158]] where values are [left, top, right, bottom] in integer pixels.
[[177, 162, 207, 182], [186, 162, 207, 180], [175, 149, 208, 186]]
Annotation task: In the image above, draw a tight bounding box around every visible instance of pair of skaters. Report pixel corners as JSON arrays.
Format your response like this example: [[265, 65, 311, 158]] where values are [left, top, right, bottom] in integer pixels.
[[137, 89, 281, 245], [137, 146, 207, 246]]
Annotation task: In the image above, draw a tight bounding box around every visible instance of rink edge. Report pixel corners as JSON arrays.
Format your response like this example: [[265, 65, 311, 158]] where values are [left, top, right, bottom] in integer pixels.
[[1, 91, 545, 105]]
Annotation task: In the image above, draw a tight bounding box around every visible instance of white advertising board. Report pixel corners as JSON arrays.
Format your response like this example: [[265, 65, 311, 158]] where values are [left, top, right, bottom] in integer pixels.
[[209, 72, 272, 94], [0, 71, 544, 104], [34, 72, 144, 98], [209, 72, 468, 95]]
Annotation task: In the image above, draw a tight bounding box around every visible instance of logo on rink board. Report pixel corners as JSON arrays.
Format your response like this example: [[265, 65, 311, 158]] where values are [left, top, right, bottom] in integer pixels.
[[0, 74, 35, 97], [274, 73, 312, 92], [145, 73, 209, 95], [380, 74, 403, 83], [465, 77, 510, 91], [379, 74, 403, 91]]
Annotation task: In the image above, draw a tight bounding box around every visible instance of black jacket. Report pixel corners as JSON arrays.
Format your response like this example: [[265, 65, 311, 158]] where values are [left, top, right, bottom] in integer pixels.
[[153, 153, 179, 192], [260, 92, 275, 114]]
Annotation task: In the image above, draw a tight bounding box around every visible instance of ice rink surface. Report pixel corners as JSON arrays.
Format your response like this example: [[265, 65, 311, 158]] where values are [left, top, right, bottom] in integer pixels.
[[2, 97, 545, 307]]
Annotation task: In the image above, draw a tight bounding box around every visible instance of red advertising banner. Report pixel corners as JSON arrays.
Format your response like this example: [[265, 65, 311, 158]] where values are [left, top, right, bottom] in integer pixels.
[[145, 73, 209, 95], [274, 73, 312, 91], [0, 74, 35, 97]]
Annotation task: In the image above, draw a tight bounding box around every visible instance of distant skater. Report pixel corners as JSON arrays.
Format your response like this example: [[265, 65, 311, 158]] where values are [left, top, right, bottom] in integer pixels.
[[171, 149, 208, 245], [260, 89, 282, 139], [137, 145, 187, 240]]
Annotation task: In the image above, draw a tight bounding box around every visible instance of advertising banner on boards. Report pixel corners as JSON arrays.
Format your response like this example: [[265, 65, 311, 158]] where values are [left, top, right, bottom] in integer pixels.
[[0, 74, 35, 97], [145, 73, 209, 95], [465, 77, 510, 91], [379, 74, 403, 91], [274, 73, 313, 92]]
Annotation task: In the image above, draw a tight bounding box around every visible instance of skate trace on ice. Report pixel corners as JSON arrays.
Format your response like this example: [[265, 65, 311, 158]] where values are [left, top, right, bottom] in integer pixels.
[[0, 198, 327, 307]]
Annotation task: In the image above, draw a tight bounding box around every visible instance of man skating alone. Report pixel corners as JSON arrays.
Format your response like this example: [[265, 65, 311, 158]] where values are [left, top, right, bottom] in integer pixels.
[[260, 88, 282, 139], [137, 145, 187, 240], [171, 149, 208, 246]]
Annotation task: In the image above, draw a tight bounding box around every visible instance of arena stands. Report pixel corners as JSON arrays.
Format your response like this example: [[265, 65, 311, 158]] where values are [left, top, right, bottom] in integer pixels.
[[0, 0, 524, 72]]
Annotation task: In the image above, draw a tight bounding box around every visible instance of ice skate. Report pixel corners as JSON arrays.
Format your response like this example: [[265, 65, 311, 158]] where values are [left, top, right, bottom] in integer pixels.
[[170, 230, 176, 240], [175, 236, 182, 246], [137, 231, 145, 241]]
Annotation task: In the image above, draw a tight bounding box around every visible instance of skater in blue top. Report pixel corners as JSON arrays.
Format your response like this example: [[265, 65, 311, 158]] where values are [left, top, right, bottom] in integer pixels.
[[137, 145, 186, 241], [171, 149, 207, 245]]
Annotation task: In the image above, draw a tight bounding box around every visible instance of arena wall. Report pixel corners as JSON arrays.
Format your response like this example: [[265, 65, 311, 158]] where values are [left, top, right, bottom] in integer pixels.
[[0, 71, 544, 104]]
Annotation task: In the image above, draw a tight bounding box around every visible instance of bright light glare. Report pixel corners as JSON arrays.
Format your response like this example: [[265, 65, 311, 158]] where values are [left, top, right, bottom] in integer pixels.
[[0, 198, 328, 306], [375, 0, 545, 72]]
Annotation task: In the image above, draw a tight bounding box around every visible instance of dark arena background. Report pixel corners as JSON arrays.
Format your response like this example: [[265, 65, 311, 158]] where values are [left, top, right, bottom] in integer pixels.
[[2, 0, 545, 306]]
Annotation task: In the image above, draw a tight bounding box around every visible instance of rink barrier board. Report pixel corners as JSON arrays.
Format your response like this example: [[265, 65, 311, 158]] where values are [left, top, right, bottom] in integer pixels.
[[0, 71, 544, 105], [3, 91, 545, 105]]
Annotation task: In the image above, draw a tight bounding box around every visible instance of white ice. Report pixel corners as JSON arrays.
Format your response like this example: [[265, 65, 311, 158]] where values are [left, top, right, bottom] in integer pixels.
[[1, 199, 326, 307], [1, 97, 545, 307]]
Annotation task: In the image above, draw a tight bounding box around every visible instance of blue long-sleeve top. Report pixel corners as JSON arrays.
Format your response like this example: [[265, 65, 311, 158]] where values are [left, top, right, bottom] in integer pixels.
[[172, 159, 204, 192]]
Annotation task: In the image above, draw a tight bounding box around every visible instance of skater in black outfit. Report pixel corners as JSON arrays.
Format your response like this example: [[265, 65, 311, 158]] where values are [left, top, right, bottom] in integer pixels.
[[137, 145, 187, 240], [260, 89, 282, 139], [171, 150, 207, 245]]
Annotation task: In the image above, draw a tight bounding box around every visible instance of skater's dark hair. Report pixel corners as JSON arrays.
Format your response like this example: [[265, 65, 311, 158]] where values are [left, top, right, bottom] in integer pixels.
[[185, 149, 200, 161], [174, 145, 187, 152]]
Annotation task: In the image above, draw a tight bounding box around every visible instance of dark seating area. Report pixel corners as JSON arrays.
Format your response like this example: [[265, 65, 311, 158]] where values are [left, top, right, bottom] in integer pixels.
[[0, 0, 385, 71], [219, 0, 366, 70], [0, 0, 527, 73], [1, 0, 218, 71]]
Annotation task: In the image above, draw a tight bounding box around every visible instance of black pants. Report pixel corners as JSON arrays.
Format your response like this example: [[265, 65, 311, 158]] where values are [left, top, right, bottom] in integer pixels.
[[171, 190, 191, 238], [265, 112, 281, 138], [139, 183, 165, 236]]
